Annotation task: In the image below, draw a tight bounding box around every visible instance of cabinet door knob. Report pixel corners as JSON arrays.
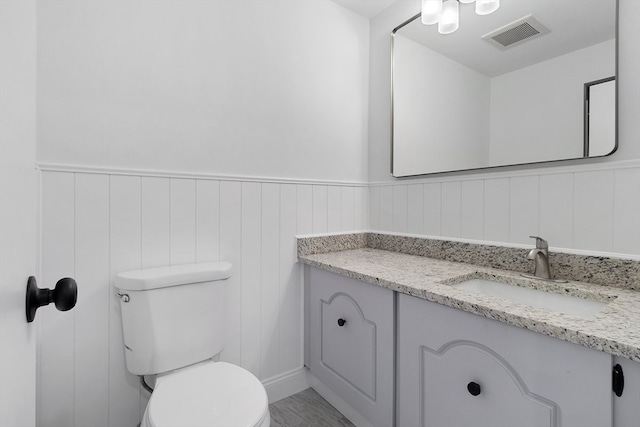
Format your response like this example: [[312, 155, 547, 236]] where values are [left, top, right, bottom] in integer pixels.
[[467, 381, 481, 396], [337, 318, 346, 327], [613, 364, 624, 397]]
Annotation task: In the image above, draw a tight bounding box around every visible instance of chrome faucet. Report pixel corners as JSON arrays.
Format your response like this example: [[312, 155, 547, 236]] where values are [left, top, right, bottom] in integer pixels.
[[527, 236, 551, 280]]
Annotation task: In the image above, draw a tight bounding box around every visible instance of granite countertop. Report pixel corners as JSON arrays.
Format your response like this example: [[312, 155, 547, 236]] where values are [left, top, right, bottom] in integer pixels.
[[299, 247, 640, 362]]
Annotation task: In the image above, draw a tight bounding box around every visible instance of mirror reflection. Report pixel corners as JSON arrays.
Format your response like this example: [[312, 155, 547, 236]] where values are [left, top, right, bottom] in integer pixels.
[[392, 0, 617, 177]]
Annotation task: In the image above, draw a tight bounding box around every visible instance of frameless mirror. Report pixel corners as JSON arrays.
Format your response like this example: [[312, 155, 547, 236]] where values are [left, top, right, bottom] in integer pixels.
[[391, 0, 617, 177]]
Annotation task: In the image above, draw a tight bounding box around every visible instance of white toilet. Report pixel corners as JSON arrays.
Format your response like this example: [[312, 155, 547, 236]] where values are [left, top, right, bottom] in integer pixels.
[[115, 262, 270, 427]]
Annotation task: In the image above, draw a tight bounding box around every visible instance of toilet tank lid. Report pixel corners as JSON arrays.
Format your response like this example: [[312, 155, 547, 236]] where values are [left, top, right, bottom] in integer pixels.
[[115, 262, 232, 291]]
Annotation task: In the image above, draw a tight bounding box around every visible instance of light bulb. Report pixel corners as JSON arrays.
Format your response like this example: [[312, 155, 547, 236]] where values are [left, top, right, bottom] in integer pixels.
[[476, 0, 499, 15], [421, 0, 442, 25], [438, 0, 459, 34]]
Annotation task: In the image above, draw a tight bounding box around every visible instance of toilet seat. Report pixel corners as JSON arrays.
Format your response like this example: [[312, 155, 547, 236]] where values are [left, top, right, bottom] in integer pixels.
[[143, 361, 270, 427]]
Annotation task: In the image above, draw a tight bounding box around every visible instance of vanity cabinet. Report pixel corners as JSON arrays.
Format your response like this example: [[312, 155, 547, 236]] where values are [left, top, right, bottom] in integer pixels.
[[304, 266, 638, 427], [306, 267, 395, 427], [397, 293, 612, 427]]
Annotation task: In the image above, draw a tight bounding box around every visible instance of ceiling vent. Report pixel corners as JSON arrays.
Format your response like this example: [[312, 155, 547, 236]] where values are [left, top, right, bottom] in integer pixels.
[[482, 15, 550, 49]]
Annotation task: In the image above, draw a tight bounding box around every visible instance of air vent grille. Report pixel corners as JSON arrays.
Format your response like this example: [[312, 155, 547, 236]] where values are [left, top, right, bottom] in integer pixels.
[[492, 22, 540, 47], [482, 15, 550, 50]]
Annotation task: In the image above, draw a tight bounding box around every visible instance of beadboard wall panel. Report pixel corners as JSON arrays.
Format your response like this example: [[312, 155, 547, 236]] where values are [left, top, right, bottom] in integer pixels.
[[109, 175, 143, 427], [38, 172, 75, 427], [460, 180, 484, 241], [614, 167, 640, 255], [369, 163, 640, 257], [38, 170, 367, 427], [509, 175, 539, 244], [483, 178, 509, 243], [279, 184, 300, 373], [406, 184, 424, 235], [74, 173, 110, 427]]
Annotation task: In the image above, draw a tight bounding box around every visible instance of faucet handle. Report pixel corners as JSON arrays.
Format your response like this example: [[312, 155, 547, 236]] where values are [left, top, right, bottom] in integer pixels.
[[529, 236, 549, 249], [529, 236, 548, 249]]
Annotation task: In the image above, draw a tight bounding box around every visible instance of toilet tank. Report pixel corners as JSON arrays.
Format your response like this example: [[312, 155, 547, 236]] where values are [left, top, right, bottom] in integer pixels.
[[115, 262, 232, 376]]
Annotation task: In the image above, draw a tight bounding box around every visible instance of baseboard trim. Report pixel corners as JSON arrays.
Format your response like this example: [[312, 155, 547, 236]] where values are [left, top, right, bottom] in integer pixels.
[[262, 367, 310, 404], [307, 372, 375, 427]]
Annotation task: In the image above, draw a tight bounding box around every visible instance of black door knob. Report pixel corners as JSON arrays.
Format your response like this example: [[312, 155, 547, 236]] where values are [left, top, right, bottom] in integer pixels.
[[337, 318, 346, 327], [467, 381, 481, 396], [26, 276, 77, 322]]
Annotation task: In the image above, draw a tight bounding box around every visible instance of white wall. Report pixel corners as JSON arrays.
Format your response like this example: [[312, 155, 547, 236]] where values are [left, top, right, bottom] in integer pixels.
[[30, 1, 640, 426], [36, 0, 369, 182], [490, 39, 616, 166], [35, 1, 370, 426], [369, 0, 640, 257], [0, 2, 38, 426], [393, 35, 490, 176]]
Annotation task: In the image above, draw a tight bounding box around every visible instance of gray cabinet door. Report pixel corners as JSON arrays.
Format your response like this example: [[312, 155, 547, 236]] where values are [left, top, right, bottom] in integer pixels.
[[397, 293, 612, 427], [612, 356, 640, 426], [308, 267, 395, 427]]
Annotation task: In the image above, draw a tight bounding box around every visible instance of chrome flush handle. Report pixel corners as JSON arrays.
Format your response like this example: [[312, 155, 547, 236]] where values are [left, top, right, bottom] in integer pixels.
[[116, 291, 130, 303]]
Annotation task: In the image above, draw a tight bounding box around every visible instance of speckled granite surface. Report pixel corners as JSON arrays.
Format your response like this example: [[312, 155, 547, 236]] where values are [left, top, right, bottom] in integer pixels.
[[297, 233, 366, 256], [297, 235, 640, 361], [296, 232, 640, 291], [366, 233, 640, 291]]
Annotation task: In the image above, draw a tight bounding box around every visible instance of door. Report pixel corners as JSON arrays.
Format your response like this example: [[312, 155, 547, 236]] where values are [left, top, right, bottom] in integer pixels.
[[397, 294, 612, 427], [308, 267, 395, 427], [0, 1, 38, 425]]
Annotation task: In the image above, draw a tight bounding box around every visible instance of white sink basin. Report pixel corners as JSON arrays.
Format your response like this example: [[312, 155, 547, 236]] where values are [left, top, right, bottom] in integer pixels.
[[452, 278, 608, 318]]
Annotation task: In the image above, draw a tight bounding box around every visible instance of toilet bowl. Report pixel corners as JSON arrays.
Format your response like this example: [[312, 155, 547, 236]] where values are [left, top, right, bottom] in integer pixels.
[[141, 361, 270, 427]]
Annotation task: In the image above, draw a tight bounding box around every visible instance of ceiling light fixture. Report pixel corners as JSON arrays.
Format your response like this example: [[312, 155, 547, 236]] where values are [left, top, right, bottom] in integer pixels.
[[421, 0, 500, 35], [438, 0, 459, 34], [421, 0, 442, 25]]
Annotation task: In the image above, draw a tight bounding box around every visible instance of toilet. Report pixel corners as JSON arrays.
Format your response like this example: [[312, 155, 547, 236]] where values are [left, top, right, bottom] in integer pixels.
[[115, 262, 270, 427]]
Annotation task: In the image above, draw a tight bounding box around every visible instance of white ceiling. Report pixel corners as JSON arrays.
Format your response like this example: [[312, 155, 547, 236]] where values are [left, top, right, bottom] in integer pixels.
[[331, 1, 616, 77], [330, 0, 398, 18], [395, 0, 616, 77]]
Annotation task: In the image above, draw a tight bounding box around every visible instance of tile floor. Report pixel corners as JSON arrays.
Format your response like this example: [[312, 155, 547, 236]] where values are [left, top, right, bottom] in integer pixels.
[[269, 388, 355, 427]]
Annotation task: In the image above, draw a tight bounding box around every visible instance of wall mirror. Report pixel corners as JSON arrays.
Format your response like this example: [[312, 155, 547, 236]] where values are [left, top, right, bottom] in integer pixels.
[[391, 0, 617, 177]]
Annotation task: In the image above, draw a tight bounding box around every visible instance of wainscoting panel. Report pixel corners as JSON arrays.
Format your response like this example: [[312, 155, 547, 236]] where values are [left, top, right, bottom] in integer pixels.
[[441, 181, 461, 238], [614, 167, 640, 255], [508, 175, 539, 245], [573, 170, 615, 252], [423, 182, 442, 237], [392, 184, 408, 233], [38, 172, 75, 427], [260, 183, 281, 380], [539, 173, 573, 249], [460, 180, 484, 241], [369, 161, 640, 257], [141, 177, 171, 268], [379, 185, 392, 232], [312, 185, 328, 234], [169, 178, 197, 265], [37, 169, 367, 427], [483, 178, 510, 243], [407, 184, 424, 235], [279, 184, 300, 374], [109, 175, 143, 427], [74, 173, 110, 427]]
